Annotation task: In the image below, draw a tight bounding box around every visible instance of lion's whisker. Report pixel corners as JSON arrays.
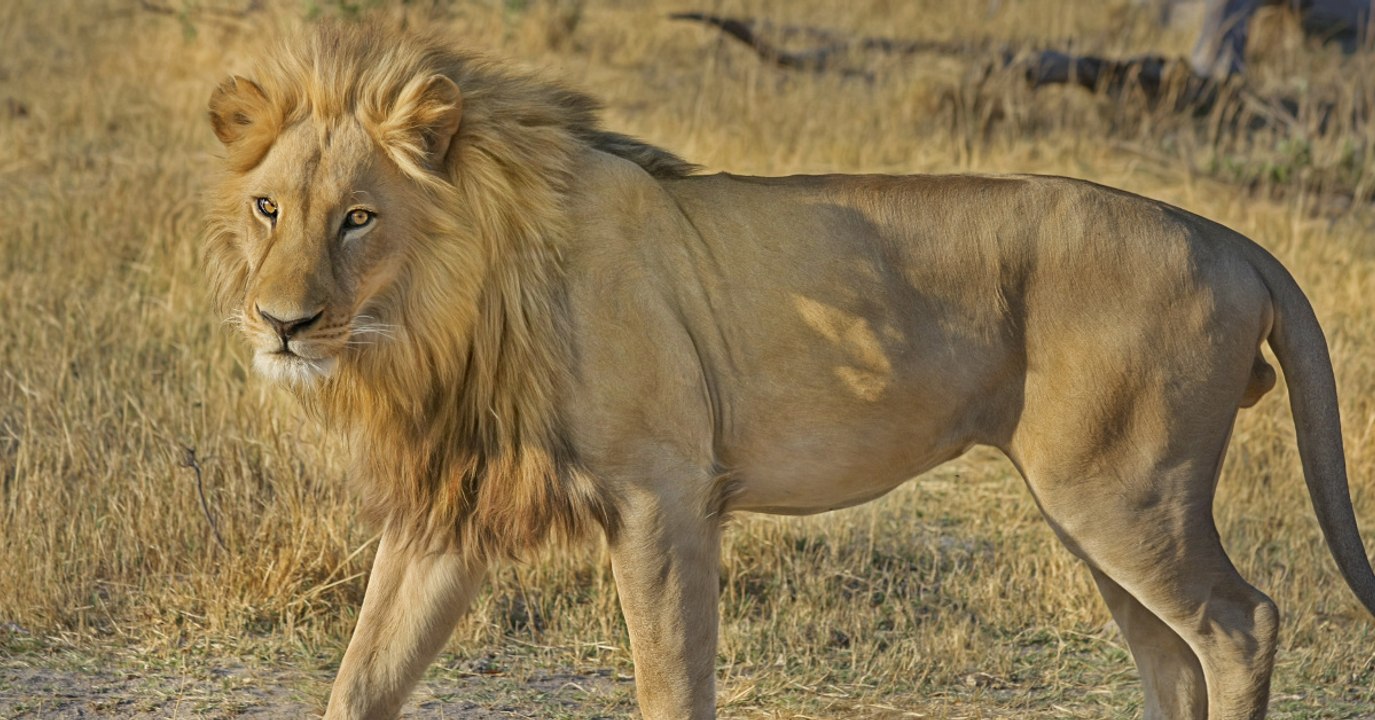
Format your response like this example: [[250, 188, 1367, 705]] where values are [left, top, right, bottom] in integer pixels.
[[352, 325, 399, 340]]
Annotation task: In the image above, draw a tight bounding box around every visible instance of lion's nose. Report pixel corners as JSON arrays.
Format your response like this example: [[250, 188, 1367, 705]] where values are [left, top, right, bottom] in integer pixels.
[[257, 305, 324, 342]]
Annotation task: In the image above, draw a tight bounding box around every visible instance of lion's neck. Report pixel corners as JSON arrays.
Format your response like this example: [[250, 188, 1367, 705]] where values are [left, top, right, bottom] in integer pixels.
[[319, 233, 610, 558]]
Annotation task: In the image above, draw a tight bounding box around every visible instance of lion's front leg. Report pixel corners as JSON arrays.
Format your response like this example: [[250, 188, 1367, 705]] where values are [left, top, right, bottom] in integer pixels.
[[323, 522, 486, 720], [609, 492, 722, 720]]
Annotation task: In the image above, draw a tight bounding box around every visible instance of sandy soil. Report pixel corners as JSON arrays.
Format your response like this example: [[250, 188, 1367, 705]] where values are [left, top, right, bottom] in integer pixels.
[[0, 659, 635, 719]]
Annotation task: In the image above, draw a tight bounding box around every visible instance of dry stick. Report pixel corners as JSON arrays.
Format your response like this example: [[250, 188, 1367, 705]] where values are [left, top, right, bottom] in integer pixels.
[[670, 12, 872, 79], [180, 446, 229, 552], [670, 11, 992, 76]]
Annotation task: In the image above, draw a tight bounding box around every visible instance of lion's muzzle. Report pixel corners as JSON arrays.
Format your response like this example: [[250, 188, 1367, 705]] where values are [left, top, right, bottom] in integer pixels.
[[256, 304, 324, 350], [245, 299, 341, 385]]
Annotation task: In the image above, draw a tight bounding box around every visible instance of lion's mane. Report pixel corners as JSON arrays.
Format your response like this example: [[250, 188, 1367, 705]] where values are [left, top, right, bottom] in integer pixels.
[[205, 23, 696, 556]]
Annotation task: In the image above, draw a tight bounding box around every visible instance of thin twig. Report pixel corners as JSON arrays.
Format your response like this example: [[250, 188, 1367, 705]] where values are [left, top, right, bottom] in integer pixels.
[[180, 446, 228, 552]]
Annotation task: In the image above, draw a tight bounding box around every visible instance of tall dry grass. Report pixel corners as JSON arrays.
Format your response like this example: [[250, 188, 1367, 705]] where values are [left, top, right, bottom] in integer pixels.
[[2, 0, 1374, 717]]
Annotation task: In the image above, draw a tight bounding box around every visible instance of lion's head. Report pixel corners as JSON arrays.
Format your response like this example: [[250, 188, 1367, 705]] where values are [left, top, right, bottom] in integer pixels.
[[203, 24, 686, 551], [205, 29, 473, 388], [206, 26, 692, 394]]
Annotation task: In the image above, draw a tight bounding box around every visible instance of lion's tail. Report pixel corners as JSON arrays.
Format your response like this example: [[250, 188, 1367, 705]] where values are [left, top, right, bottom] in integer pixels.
[[1254, 248, 1375, 618]]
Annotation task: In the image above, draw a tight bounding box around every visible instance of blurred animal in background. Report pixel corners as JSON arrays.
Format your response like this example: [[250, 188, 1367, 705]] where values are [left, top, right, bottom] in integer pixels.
[[1145, 0, 1371, 78]]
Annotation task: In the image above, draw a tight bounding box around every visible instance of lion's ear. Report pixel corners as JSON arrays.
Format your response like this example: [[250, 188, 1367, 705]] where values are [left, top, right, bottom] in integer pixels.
[[378, 74, 463, 175], [209, 76, 280, 171], [208, 76, 271, 147]]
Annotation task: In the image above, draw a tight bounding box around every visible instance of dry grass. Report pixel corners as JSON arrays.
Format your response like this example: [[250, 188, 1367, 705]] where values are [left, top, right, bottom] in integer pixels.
[[3, 0, 1375, 717]]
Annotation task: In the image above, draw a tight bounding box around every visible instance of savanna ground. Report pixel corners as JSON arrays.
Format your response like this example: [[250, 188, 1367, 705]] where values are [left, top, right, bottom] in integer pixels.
[[3, 0, 1375, 717]]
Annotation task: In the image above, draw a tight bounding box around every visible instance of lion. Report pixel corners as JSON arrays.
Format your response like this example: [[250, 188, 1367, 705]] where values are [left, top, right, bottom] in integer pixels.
[[205, 23, 1375, 720]]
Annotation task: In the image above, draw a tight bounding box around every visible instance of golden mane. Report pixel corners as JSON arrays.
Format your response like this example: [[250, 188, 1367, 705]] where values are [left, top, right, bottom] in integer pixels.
[[205, 23, 696, 557]]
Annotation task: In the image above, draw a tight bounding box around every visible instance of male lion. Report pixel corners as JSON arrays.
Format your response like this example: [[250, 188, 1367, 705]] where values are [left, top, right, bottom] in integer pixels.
[[206, 24, 1375, 720]]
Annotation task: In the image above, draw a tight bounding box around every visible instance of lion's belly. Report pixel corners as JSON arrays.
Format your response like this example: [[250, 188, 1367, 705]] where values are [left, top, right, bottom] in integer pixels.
[[721, 408, 972, 515]]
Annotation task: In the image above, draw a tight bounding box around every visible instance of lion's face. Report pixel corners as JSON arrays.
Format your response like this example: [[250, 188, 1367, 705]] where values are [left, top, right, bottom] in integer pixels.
[[229, 120, 410, 385], [207, 72, 463, 387]]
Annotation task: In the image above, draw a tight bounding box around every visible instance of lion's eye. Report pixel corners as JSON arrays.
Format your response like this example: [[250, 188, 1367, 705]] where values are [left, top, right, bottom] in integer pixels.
[[255, 197, 278, 220], [342, 209, 374, 231]]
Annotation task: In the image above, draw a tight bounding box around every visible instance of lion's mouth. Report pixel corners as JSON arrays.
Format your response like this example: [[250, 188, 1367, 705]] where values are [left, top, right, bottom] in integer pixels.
[[253, 347, 337, 386]]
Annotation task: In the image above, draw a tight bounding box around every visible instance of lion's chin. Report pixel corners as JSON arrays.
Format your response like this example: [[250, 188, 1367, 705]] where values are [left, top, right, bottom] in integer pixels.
[[253, 351, 337, 388]]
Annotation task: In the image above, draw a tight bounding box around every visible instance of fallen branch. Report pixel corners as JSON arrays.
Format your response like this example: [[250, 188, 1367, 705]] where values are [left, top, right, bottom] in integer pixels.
[[1019, 50, 1223, 112], [670, 12, 996, 78]]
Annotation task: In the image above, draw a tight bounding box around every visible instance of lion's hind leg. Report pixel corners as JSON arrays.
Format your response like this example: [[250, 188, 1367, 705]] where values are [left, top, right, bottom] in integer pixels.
[[1014, 442, 1279, 720], [1089, 568, 1207, 720]]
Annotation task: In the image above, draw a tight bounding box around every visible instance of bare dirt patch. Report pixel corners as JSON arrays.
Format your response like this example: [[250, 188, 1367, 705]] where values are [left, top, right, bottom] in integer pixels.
[[0, 655, 634, 719]]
